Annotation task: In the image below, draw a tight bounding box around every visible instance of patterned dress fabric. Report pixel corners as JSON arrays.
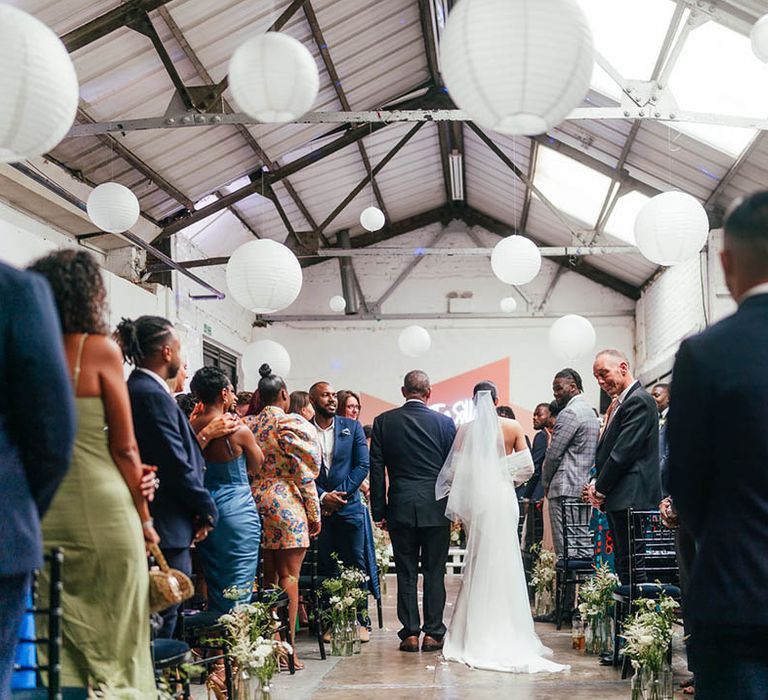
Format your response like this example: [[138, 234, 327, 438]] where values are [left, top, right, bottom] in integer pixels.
[[249, 406, 321, 549]]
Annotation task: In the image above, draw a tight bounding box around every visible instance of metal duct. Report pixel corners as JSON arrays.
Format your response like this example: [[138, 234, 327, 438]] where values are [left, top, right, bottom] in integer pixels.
[[336, 229, 358, 314]]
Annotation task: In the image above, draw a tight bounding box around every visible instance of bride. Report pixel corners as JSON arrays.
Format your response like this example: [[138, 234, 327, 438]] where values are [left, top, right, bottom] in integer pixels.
[[436, 386, 570, 674]]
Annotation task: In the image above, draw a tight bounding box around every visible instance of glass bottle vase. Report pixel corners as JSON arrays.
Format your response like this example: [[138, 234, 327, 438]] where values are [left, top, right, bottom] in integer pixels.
[[233, 668, 253, 700]]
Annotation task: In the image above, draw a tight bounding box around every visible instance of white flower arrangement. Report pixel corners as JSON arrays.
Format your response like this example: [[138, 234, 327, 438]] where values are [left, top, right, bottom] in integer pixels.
[[529, 544, 557, 595], [321, 556, 369, 630], [578, 563, 620, 620], [621, 591, 679, 673]]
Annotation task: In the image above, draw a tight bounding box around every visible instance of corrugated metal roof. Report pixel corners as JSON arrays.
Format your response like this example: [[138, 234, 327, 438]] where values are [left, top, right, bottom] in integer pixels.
[[8, 0, 768, 294]]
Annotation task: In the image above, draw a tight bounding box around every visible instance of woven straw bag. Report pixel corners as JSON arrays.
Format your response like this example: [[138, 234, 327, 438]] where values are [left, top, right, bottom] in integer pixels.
[[148, 543, 194, 613]]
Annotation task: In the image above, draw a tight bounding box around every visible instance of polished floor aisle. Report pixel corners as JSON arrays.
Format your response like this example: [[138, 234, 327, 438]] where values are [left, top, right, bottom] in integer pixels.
[[192, 575, 687, 699]]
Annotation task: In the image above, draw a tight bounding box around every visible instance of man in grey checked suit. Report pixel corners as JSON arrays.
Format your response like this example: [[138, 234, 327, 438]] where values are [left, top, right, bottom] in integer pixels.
[[542, 368, 600, 558]]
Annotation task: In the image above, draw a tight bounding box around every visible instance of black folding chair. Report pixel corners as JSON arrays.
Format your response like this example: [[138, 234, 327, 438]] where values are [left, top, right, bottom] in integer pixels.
[[555, 501, 595, 630], [12, 549, 86, 700], [611, 509, 681, 673], [298, 538, 327, 660]]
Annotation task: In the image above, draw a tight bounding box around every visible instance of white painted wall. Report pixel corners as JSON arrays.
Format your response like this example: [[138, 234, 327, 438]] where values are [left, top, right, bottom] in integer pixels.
[[635, 230, 737, 385]]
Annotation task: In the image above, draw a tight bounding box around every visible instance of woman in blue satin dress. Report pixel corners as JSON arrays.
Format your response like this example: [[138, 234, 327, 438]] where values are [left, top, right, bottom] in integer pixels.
[[190, 367, 263, 612]]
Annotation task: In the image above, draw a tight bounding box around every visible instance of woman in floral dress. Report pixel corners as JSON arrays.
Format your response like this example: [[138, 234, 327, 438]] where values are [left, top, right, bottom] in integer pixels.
[[249, 364, 321, 669]]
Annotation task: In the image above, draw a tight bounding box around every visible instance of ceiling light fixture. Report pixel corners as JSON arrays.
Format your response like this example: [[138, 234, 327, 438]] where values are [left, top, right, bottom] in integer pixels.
[[449, 151, 464, 200]]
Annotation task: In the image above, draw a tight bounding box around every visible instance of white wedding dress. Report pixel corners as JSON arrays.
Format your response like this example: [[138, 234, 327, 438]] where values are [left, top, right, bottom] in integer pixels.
[[436, 392, 570, 674]]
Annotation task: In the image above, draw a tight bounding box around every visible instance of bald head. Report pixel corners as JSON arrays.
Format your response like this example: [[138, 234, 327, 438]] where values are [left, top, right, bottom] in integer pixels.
[[593, 349, 634, 398], [402, 370, 431, 400]]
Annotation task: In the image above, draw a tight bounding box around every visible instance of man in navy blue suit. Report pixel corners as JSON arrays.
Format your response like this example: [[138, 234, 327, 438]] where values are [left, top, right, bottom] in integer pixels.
[[370, 370, 456, 653], [117, 316, 217, 638], [668, 192, 768, 700], [310, 381, 371, 636], [0, 262, 75, 696]]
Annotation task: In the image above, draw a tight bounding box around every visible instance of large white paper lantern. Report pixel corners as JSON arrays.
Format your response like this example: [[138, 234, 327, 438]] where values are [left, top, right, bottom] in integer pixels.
[[491, 236, 542, 285], [86, 183, 140, 233], [634, 192, 709, 266], [440, 0, 594, 135], [549, 315, 596, 363], [499, 296, 518, 313], [0, 5, 79, 163], [329, 295, 346, 313], [226, 239, 303, 313], [360, 206, 385, 232], [751, 14, 768, 62], [242, 339, 291, 380], [398, 325, 431, 357], [229, 32, 319, 122]]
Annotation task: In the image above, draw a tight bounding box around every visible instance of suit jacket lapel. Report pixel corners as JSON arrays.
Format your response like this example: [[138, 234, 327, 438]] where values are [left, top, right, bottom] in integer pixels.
[[597, 381, 641, 448]]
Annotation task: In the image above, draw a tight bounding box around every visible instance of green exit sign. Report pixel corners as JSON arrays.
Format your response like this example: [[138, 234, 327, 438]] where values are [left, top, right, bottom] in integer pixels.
[[203, 323, 212, 336]]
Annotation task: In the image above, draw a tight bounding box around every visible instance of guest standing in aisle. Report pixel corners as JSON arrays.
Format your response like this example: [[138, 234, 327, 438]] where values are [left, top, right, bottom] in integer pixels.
[[370, 370, 456, 652], [30, 251, 157, 693], [117, 315, 218, 638], [0, 261, 75, 698], [668, 192, 768, 699]]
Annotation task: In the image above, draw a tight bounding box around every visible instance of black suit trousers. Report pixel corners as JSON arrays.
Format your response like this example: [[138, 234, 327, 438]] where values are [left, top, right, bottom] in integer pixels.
[[388, 524, 450, 641], [157, 547, 192, 639]]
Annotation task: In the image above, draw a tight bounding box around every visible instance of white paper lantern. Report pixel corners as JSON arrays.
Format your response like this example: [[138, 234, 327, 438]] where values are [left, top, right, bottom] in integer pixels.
[[242, 339, 291, 381], [86, 183, 140, 233], [360, 206, 385, 232], [751, 14, 768, 62], [491, 236, 542, 285], [440, 0, 594, 135], [0, 6, 79, 163], [398, 325, 431, 357], [226, 239, 303, 313], [229, 32, 319, 122], [499, 296, 518, 313], [634, 192, 709, 266], [549, 315, 596, 363], [329, 295, 347, 313]]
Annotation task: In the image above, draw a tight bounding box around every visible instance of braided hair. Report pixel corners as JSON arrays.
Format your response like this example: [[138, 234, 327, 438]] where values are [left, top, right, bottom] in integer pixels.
[[257, 364, 286, 405], [114, 315, 174, 367]]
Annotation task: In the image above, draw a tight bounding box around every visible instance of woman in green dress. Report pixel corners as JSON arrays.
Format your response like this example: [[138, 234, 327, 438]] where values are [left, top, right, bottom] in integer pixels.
[[30, 250, 158, 696]]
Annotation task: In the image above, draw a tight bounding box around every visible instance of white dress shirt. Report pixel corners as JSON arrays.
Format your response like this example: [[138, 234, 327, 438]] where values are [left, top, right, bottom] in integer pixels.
[[137, 367, 171, 394], [314, 417, 335, 471], [740, 282, 768, 303]]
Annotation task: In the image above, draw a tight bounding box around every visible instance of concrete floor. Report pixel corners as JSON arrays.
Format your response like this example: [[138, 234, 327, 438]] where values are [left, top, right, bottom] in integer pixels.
[[192, 575, 689, 699]]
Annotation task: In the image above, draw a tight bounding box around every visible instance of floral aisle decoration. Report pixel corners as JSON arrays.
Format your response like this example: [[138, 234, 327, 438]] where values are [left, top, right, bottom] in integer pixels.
[[529, 543, 556, 616], [213, 587, 292, 699], [320, 558, 370, 657], [578, 563, 620, 655], [373, 527, 392, 595], [622, 592, 678, 700]]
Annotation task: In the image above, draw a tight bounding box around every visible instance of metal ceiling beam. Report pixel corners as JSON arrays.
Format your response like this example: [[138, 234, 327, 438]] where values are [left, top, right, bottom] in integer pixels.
[[469, 123, 590, 246], [154, 7, 317, 245], [60, 0, 174, 52], [461, 207, 641, 300], [518, 141, 538, 234], [705, 131, 768, 209], [312, 245, 638, 257], [74, 107, 194, 210], [304, 1, 388, 221], [257, 310, 634, 323]]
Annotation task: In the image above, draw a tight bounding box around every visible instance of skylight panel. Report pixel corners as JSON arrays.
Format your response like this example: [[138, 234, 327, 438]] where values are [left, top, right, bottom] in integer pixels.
[[604, 190, 651, 245], [667, 21, 768, 156], [576, 0, 674, 96], [532, 147, 612, 228]]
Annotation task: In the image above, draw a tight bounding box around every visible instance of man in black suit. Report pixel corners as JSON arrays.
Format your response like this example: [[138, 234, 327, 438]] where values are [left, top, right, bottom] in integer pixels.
[[668, 192, 768, 699], [0, 263, 75, 696], [651, 383, 670, 495], [588, 349, 660, 584], [370, 370, 456, 653], [118, 315, 218, 638]]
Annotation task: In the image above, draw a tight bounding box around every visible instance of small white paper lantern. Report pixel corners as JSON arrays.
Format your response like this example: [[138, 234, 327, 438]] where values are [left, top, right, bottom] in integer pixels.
[[226, 239, 303, 313], [360, 206, 385, 232], [229, 32, 319, 122], [634, 191, 709, 266], [499, 296, 518, 313], [398, 325, 431, 357], [242, 339, 291, 380], [549, 314, 596, 363], [440, 0, 594, 135], [86, 183, 141, 233], [329, 295, 347, 313], [751, 14, 768, 62], [491, 236, 542, 285], [0, 5, 79, 163]]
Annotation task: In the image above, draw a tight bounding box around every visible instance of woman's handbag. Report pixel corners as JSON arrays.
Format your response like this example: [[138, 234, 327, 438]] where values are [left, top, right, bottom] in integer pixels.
[[148, 543, 194, 613]]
